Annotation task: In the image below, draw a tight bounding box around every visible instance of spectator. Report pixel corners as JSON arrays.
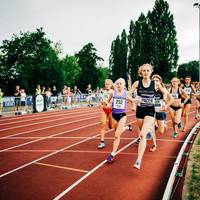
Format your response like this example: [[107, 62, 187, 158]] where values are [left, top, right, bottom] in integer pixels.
[[20, 89, 27, 112], [14, 85, 21, 111], [41, 86, 46, 95], [62, 85, 68, 105], [52, 86, 58, 96], [86, 84, 93, 107], [35, 85, 41, 95], [66, 87, 73, 107], [45, 87, 52, 109], [95, 87, 102, 103], [73, 86, 82, 104], [52, 86, 58, 108]]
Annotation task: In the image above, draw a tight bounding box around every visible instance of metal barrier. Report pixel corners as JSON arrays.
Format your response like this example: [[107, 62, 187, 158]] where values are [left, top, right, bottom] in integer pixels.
[[162, 121, 200, 200], [1, 93, 101, 116]]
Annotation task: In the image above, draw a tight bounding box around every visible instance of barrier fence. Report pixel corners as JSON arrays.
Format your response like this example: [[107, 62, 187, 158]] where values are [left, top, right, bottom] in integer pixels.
[[0, 93, 101, 116]]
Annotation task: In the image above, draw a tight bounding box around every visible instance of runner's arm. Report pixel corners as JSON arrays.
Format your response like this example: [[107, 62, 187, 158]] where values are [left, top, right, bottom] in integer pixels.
[[180, 88, 190, 104]]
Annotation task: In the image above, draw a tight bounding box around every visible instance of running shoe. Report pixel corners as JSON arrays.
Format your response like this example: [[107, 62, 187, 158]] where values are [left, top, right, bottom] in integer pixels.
[[178, 122, 182, 129], [150, 145, 157, 152], [128, 124, 133, 132], [133, 160, 141, 169], [107, 154, 114, 163], [172, 132, 178, 138], [136, 138, 141, 144], [98, 142, 106, 149]]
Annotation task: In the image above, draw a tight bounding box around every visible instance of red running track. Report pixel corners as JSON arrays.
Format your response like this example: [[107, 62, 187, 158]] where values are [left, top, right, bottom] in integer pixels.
[[0, 106, 198, 200]]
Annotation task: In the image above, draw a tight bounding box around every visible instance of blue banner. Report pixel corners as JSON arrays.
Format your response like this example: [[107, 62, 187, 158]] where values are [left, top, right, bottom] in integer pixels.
[[3, 96, 33, 107]]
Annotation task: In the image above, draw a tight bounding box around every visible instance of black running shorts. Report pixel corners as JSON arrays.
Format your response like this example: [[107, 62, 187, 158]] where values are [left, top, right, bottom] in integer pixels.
[[136, 105, 155, 119]]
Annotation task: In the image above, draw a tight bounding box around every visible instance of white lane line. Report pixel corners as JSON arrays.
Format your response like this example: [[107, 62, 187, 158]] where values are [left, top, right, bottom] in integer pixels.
[[35, 162, 88, 173], [0, 105, 196, 123], [0, 107, 90, 123], [0, 135, 185, 143], [52, 112, 197, 200], [0, 109, 134, 131], [0, 109, 134, 138], [0, 111, 100, 132], [4, 136, 186, 154], [0, 115, 100, 139], [0, 122, 100, 153], [3, 150, 178, 159], [0, 110, 193, 152], [0, 110, 195, 177], [53, 138, 138, 200], [0, 120, 136, 178], [0, 114, 136, 152], [0, 136, 96, 140], [0, 108, 91, 124], [0, 109, 99, 126], [0, 134, 98, 178]]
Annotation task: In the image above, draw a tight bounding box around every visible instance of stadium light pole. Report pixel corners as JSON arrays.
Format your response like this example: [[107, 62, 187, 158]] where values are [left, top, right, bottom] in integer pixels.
[[194, 2, 200, 82]]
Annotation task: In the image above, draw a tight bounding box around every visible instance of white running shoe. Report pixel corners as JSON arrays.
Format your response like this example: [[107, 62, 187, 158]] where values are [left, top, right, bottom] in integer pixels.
[[98, 142, 106, 149]]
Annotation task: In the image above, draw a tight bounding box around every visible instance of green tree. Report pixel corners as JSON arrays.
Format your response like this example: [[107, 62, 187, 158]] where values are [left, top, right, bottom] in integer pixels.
[[148, 0, 178, 81], [177, 61, 199, 81], [97, 66, 110, 88], [120, 30, 128, 81], [0, 28, 64, 94], [128, 20, 137, 81], [109, 35, 121, 81], [109, 30, 128, 82], [128, 14, 152, 81], [61, 55, 81, 87], [76, 43, 103, 91]]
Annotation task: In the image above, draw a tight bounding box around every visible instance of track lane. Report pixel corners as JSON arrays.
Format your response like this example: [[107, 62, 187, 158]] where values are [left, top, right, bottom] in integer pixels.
[[0, 107, 90, 123], [0, 109, 100, 129], [0, 106, 198, 200]]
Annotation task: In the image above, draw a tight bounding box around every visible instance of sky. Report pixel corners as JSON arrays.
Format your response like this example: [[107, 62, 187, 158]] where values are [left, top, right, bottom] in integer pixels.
[[0, 0, 199, 66]]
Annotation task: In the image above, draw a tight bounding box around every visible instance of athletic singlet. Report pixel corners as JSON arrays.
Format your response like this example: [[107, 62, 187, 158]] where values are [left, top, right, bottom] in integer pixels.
[[112, 90, 127, 114], [169, 87, 182, 99], [154, 90, 164, 112], [183, 84, 192, 97], [101, 90, 110, 102], [137, 80, 155, 107]]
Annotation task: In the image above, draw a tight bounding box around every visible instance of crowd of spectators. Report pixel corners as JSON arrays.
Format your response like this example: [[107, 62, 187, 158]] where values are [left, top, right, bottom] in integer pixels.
[[0, 84, 102, 114]]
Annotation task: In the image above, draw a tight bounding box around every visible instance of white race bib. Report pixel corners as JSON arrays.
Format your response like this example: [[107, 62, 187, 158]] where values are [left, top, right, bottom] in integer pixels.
[[184, 88, 191, 95], [113, 98, 126, 109], [155, 99, 163, 108], [171, 93, 179, 99], [140, 97, 154, 106], [155, 99, 164, 112], [102, 93, 109, 102]]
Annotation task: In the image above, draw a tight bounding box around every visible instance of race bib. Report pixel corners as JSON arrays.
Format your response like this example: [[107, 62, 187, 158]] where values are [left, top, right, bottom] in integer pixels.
[[155, 99, 162, 108], [171, 93, 179, 99], [102, 93, 109, 102], [140, 97, 155, 106], [113, 98, 126, 109], [184, 88, 191, 95]]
